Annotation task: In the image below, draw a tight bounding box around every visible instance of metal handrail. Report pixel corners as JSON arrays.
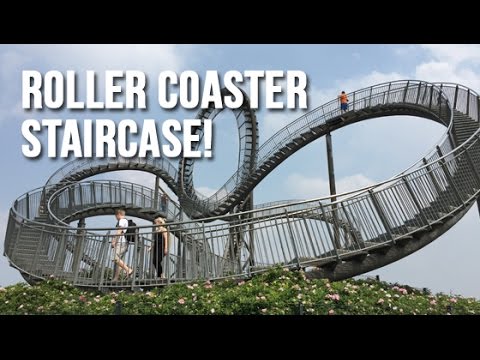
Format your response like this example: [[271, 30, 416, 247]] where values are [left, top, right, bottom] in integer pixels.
[[180, 80, 454, 215]]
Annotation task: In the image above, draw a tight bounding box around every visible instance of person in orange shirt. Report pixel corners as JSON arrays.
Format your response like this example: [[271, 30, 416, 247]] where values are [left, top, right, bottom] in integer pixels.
[[339, 91, 348, 114]]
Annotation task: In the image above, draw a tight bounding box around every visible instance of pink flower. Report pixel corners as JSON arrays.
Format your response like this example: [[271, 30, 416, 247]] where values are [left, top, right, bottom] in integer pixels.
[[399, 288, 408, 295], [326, 293, 340, 301], [429, 299, 437, 305], [449, 298, 458, 303], [238, 281, 245, 286], [204, 283, 213, 289], [392, 286, 399, 291], [328, 309, 335, 315], [178, 298, 185, 305], [377, 298, 384, 304], [79, 295, 86, 303]]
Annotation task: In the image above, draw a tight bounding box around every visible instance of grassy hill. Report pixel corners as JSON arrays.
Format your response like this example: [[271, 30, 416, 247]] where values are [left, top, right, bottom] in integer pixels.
[[0, 267, 478, 315]]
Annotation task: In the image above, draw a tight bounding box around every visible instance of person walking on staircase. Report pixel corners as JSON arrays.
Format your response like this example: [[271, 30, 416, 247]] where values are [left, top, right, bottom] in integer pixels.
[[112, 209, 133, 281], [151, 216, 169, 279], [339, 91, 349, 115]]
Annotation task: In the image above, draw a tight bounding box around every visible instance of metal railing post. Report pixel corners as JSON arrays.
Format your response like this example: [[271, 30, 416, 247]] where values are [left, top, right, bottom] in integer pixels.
[[273, 217, 288, 264], [131, 235, 138, 290], [340, 202, 363, 248], [25, 193, 30, 219], [118, 182, 122, 204], [466, 89, 470, 116], [53, 229, 67, 276], [191, 226, 197, 281], [319, 203, 340, 261], [10, 220, 24, 261], [453, 85, 459, 109], [91, 182, 96, 205], [79, 184, 84, 206], [422, 158, 443, 195], [302, 218, 318, 257], [477, 96, 480, 122], [463, 146, 480, 188], [31, 226, 46, 274], [153, 176, 160, 209], [166, 229, 171, 284], [402, 177, 430, 228], [436, 146, 463, 205], [402, 81, 409, 103], [72, 232, 86, 285], [368, 190, 395, 244], [202, 222, 209, 279], [415, 82, 422, 104], [96, 234, 109, 289], [429, 85, 433, 109], [284, 209, 301, 269]]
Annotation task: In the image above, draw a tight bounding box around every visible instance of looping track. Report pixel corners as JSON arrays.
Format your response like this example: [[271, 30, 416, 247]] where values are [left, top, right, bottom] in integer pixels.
[[4, 80, 480, 288]]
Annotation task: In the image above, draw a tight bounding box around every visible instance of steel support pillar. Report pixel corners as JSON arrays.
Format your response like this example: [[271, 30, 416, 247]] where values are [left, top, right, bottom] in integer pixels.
[[326, 132, 337, 202], [325, 132, 341, 248]]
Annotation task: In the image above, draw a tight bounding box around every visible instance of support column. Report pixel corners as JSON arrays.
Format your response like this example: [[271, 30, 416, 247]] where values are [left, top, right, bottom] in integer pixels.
[[325, 132, 341, 248], [326, 132, 337, 202]]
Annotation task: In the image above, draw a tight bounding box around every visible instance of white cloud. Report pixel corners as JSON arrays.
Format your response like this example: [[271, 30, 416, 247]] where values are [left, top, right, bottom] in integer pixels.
[[420, 44, 480, 66], [415, 61, 480, 90], [403, 44, 480, 91], [285, 173, 376, 199]]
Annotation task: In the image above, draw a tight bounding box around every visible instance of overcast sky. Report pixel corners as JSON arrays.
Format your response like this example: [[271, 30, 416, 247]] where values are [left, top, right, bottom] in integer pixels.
[[1, 44, 480, 297]]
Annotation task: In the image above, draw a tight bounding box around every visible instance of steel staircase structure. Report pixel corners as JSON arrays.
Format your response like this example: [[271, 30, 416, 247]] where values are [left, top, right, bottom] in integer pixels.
[[3, 80, 480, 288]]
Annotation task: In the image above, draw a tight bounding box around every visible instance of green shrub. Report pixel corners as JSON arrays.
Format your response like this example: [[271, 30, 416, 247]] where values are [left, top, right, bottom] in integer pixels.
[[0, 267, 478, 315]]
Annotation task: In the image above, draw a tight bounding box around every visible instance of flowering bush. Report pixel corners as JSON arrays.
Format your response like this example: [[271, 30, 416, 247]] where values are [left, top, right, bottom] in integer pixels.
[[0, 268, 479, 315]]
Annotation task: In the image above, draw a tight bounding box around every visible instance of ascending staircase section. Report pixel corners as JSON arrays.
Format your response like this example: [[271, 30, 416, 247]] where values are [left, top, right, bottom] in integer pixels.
[[3, 80, 480, 288], [177, 87, 259, 218]]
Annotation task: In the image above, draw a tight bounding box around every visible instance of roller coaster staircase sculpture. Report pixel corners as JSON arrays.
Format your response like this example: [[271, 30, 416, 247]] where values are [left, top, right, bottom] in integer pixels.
[[4, 81, 480, 289]]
